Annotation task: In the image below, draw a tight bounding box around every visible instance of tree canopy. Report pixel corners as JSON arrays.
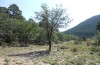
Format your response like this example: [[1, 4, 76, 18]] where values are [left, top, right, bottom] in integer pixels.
[[35, 4, 71, 51]]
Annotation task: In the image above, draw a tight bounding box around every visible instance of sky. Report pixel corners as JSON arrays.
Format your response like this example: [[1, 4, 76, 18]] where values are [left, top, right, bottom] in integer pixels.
[[0, 0, 100, 31]]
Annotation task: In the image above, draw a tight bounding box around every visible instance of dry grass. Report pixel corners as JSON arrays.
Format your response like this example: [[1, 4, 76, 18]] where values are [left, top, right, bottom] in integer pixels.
[[0, 42, 100, 65]]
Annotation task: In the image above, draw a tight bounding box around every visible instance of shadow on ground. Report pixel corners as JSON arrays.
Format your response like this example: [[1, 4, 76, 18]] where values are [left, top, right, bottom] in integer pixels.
[[7, 50, 50, 58]]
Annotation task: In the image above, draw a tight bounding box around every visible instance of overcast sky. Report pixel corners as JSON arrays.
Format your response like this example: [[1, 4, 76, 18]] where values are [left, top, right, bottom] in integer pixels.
[[0, 0, 100, 31]]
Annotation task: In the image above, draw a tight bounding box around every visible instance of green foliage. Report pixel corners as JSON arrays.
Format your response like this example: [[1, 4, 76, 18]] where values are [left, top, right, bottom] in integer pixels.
[[95, 21, 100, 46], [56, 32, 79, 43], [52, 32, 79, 44], [70, 59, 85, 65], [95, 32, 100, 46], [35, 3, 70, 51], [74, 40, 81, 44], [52, 32, 59, 43], [57, 32, 65, 42], [8, 4, 24, 19], [0, 3, 73, 47], [0, 5, 41, 46], [96, 21, 100, 31], [91, 46, 100, 52], [71, 47, 78, 52], [64, 34, 79, 41], [4, 58, 11, 65]]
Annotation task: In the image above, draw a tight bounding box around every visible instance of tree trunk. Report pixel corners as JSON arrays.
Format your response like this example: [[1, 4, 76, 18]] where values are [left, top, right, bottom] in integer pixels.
[[47, 30, 52, 52], [48, 40, 51, 51]]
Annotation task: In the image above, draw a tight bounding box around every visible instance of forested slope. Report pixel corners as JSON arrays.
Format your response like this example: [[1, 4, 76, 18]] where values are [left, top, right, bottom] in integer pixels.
[[64, 15, 100, 37]]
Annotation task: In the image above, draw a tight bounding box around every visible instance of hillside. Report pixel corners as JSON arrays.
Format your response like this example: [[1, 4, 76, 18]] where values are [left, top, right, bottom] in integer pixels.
[[64, 15, 100, 37]]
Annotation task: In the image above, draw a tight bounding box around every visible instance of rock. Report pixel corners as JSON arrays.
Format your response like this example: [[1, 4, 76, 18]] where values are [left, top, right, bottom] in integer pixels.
[[0, 46, 2, 49]]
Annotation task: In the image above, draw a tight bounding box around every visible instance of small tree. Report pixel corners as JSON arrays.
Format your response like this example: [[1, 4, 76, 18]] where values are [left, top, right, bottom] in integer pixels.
[[96, 21, 100, 46], [35, 4, 71, 51], [96, 21, 100, 31], [95, 32, 100, 46]]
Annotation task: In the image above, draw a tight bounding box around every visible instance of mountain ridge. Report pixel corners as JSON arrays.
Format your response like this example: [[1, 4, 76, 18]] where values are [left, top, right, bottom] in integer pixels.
[[64, 15, 100, 37]]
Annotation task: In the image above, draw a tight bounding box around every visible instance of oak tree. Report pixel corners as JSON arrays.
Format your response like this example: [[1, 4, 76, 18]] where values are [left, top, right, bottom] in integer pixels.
[[35, 4, 71, 51]]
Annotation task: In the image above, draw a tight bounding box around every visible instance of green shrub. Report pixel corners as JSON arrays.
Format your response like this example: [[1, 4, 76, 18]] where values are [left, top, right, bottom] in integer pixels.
[[89, 62, 96, 65], [4, 58, 10, 65], [63, 62, 72, 65], [74, 40, 81, 44], [9, 42, 20, 47], [90, 52, 94, 55], [71, 47, 78, 52], [4, 58, 10, 63], [51, 62, 59, 65], [91, 46, 100, 52], [1, 42, 8, 47], [87, 42, 90, 46], [95, 31, 100, 46], [70, 59, 84, 65], [97, 53, 100, 56], [57, 45, 69, 51]]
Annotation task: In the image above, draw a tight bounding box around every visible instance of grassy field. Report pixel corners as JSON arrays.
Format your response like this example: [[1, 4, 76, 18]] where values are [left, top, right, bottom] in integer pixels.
[[0, 42, 100, 65]]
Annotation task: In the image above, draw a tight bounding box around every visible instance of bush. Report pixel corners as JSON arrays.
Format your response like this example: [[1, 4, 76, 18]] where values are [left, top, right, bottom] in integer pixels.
[[95, 31, 100, 46], [63, 62, 72, 65], [74, 40, 81, 44], [90, 52, 94, 55], [51, 62, 59, 65], [20, 43, 29, 47], [70, 60, 84, 65], [91, 46, 100, 52], [98, 53, 100, 56], [9, 42, 20, 47], [57, 45, 69, 51], [89, 62, 96, 65], [1, 42, 8, 47], [71, 47, 78, 52]]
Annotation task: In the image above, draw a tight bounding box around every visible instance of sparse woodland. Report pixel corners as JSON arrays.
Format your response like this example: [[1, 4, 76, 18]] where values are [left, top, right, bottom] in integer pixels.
[[0, 4, 100, 65]]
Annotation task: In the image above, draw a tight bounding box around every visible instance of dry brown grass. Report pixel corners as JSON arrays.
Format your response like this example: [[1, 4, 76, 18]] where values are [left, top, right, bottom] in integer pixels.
[[0, 42, 100, 65]]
